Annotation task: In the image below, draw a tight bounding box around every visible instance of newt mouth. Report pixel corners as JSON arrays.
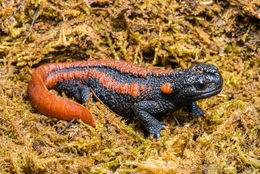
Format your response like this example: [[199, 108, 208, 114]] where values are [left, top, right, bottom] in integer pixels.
[[195, 87, 223, 99]]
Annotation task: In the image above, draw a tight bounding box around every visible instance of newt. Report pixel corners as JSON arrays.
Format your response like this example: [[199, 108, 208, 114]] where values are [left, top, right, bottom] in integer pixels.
[[28, 60, 223, 138]]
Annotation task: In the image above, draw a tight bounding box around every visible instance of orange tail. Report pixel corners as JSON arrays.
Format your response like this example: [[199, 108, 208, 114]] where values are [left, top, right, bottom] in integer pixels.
[[28, 64, 95, 126]]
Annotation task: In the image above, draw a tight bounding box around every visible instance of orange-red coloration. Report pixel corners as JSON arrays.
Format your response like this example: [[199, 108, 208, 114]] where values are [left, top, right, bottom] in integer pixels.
[[28, 65, 96, 126], [129, 83, 139, 97], [28, 60, 174, 125], [160, 82, 173, 94], [139, 84, 146, 92], [44, 60, 174, 78], [119, 83, 128, 94], [46, 68, 143, 97]]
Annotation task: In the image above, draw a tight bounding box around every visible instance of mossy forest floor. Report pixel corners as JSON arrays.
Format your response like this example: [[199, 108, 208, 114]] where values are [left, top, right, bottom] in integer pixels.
[[0, 0, 259, 173]]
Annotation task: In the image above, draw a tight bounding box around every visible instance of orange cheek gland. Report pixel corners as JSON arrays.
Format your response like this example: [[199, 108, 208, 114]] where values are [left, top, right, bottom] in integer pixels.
[[160, 82, 174, 94], [28, 60, 223, 138]]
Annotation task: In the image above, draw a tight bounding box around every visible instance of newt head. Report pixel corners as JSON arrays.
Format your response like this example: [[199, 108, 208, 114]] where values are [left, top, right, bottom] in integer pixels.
[[172, 64, 223, 101]]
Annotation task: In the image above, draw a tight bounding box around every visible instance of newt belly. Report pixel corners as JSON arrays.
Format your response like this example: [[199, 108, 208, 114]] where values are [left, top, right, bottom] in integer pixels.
[[28, 60, 223, 138]]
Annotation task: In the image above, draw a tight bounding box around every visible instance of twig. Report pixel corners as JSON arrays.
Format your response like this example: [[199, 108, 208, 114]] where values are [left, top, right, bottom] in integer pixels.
[[22, 3, 40, 44], [12, 0, 24, 15], [56, 117, 78, 135]]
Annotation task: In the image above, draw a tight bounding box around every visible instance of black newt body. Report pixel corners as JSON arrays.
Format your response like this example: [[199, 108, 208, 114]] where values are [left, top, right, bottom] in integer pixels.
[[28, 60, 223, 138]]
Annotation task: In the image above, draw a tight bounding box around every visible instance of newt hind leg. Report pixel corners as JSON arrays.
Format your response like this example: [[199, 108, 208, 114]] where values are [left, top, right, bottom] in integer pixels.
[[56, 80, 91, 104]]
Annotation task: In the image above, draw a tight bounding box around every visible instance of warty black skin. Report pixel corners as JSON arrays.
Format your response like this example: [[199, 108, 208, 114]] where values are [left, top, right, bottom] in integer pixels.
[[55, 64, 223, 138]]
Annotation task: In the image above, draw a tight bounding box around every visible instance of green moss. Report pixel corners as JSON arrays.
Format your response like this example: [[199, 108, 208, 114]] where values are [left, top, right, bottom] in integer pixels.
[[0, 0, 259, 173]]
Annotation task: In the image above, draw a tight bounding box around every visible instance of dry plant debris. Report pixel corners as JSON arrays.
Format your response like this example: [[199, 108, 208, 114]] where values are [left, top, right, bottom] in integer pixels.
[[0, 0, 259, 173]]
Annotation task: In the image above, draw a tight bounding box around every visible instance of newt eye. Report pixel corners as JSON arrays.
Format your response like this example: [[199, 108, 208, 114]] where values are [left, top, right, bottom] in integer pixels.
[[196, 79, 206, 90]]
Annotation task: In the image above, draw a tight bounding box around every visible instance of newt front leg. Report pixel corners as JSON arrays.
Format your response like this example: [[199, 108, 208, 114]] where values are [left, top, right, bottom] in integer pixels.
[[186, 102, 205, 117], [28, 60, 223, 138], [134, 101, 167, 138]]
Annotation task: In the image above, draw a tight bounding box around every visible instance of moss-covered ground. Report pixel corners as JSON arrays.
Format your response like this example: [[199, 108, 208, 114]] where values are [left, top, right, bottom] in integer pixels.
[[0, 0, 259, 173]]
